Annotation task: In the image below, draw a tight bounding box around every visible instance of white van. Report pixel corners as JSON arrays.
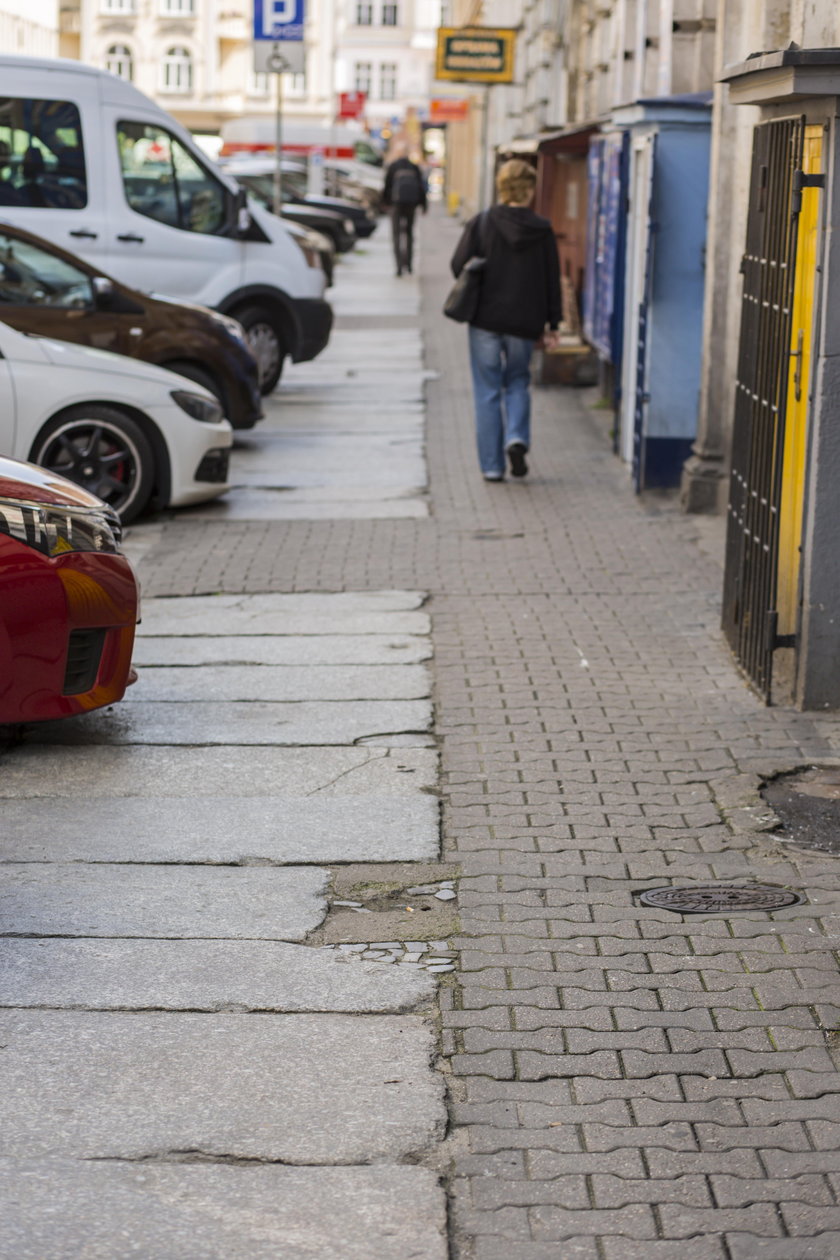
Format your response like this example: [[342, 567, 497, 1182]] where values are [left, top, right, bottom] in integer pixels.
[[0, 55, 333, 392]]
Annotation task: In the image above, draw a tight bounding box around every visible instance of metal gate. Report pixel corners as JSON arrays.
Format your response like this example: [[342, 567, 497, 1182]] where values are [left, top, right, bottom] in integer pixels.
[[722, 118, 805, 699]]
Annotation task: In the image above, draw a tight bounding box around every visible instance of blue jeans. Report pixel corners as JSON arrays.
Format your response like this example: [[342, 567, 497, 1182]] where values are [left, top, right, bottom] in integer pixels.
[[468, 327, 535, 476]]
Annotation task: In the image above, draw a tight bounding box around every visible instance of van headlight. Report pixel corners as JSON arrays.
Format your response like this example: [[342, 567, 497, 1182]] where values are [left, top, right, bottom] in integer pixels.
[[171, 390, 224, 424], [0, 497, 121, 556]]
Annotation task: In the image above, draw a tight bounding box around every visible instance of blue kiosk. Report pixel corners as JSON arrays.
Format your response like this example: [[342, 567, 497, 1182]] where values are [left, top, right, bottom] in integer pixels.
[[585, 94, 712, 491]]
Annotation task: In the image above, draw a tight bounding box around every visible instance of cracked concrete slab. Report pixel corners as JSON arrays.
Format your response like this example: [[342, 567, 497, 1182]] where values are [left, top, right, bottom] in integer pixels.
[[0, 746, 439, 798], [131, 634, 432, 667], [137, 592, 429, 637], [0, 796, 440, 863], [0, 1012, 445, 1163], [0, 939, 437, 1011], [0, 1160, 447, 1260], [183, 493, 429, 521], [25, 699, 433, 746], [128, 664, 431, 703], [0, 865, 328, 940]]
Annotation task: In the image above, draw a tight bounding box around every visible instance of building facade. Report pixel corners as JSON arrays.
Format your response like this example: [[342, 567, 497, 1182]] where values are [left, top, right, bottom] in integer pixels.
[[57, 0, 439, 140], [0, 0, 58, 57]]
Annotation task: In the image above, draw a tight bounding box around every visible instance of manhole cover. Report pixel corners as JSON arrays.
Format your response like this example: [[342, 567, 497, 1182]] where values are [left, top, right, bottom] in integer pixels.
[[638, 885, 805, 914]]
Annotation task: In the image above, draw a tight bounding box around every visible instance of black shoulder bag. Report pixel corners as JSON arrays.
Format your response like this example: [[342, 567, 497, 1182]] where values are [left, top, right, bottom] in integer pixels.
[[443, 211, 490, 324]]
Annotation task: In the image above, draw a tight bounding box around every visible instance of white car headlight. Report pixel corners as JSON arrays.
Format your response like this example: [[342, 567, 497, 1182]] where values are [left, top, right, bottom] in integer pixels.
[[171, 390, 225, 425]]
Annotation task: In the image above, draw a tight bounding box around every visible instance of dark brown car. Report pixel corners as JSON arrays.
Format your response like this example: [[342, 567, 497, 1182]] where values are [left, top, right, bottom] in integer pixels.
[[0, 220, 263, 429]]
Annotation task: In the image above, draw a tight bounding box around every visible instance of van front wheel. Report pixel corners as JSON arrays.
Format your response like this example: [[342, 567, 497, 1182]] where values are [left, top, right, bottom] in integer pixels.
[[236, 305, 287, 394]]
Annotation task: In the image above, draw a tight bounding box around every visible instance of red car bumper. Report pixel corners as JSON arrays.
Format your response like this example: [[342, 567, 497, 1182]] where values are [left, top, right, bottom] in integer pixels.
[[0, 538, 138, 723]]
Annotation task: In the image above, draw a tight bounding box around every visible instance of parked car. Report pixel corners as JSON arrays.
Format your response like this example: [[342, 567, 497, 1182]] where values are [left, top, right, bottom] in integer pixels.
[[0, 455, 138, 723], [282, 217, 336, 288], [222, 157, 379, 240], [0, 317, 232, 523], [0, 220, 263, 429], [280, 203, 355, 256], [0, 56, 333, 393]]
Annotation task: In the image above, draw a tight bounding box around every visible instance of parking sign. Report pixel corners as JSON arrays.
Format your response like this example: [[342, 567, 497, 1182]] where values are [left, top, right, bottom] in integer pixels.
[[253, 0, 304, 42]]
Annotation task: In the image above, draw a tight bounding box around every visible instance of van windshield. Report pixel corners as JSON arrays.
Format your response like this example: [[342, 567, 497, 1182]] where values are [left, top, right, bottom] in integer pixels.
[[0, 98, 87, 210], [117, 121, 227, 235]]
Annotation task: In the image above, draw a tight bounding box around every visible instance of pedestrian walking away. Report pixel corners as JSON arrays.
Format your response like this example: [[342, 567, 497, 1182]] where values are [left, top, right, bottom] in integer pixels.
[[382, 142, 427, 277], [450, 159, 562, 481]]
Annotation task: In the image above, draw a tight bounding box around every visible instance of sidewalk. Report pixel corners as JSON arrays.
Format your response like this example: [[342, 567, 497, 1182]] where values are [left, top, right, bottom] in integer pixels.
[[8, 209, 840, 1257], [133, 209, 840, 1256]]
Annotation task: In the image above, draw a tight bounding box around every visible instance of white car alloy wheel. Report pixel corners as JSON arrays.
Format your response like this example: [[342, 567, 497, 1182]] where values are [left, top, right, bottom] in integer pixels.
[[31, 405, 154, 524]]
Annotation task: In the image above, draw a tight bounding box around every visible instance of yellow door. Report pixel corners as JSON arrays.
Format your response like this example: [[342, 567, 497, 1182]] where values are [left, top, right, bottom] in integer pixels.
[[776, 126, 822, 638]]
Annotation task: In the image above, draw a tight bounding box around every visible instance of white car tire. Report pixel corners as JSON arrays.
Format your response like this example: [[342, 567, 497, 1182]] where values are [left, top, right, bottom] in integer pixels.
[[31, 405, 155, 524]]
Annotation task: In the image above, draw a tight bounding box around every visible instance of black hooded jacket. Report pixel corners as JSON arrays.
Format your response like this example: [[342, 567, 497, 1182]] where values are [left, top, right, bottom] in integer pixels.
[[450, 204, 562, 341]]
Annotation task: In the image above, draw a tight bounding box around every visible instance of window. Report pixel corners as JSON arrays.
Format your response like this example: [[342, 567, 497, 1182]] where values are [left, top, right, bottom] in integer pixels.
[[0, 231, 93, 308], [356, 3, 373, 23], [161, 46, 193, 93], [287, 71, 306, 96], [379, 61, 397, 100], [106, 44, 133, 81], [248, 71, 270, 96], [0, 96, 87, 209], [354, 61, 372, 94], [160, 0, 194, 12], [381, 3, 398, 24], [117, 121, 226, 235], [101, 0, 135, 12]]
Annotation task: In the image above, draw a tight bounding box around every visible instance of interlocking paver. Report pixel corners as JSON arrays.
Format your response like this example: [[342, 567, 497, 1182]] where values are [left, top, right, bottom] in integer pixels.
[[129, 213, 840, 1256]]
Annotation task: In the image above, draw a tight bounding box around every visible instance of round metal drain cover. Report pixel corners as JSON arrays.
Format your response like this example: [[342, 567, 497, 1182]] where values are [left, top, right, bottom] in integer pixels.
[[638, 885, 805, 914]]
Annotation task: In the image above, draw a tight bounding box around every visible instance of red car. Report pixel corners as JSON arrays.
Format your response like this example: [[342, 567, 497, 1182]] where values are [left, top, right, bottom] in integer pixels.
[[0, 456, 138, 723]]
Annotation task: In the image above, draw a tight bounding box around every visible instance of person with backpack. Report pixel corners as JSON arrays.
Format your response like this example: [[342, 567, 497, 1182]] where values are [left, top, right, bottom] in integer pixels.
[[383, 143, 427, 276], [450, 159, 562, 481]]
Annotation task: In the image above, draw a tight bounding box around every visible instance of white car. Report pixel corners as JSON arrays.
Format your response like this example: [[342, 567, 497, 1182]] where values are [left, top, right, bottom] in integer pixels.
[[0, 319, 232, 523]]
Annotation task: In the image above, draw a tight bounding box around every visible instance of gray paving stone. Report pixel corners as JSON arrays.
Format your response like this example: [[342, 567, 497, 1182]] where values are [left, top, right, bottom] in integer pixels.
[[0, 746, 439, 799], [26, 700, 433, 747], [0, 1012, 445, 1162], [132, 634, 432, 667], [128, 664, 431, 702], [0, 939, 436, 1011], [0, 797, 440, 863], [0, 865, 327, 940], [0, 1160, 447, 1260]]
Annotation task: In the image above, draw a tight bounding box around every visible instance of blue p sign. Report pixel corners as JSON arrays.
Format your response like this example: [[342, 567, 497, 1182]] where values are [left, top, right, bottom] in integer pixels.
[[254, 0, 304, 41]]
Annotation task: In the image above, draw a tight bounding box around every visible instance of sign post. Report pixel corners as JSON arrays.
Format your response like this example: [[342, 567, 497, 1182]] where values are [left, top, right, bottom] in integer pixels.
[[253, 0, 306, 213]]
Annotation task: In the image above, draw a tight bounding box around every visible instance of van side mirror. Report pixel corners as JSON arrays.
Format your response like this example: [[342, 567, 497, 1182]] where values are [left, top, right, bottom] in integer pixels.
[[233, 187, 251, 237]]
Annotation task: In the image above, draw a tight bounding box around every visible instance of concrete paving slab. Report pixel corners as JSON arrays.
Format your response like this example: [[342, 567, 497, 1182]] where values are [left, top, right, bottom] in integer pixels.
[[138, 591, 429, 636], [0, 746, 439, 798], [0, 1160, 447, 1260], [184, 492, 428, 521], [26, 699, 433, 746], [131, 634, 432, 666], [0, 865, 328, 940], [128, 664, 431, 702], [0, 938, 437, 1011], [0, 1012, 445, 1162], [253, 408, 424, 431], [225, 485, 426, 503], [0, 796, 440, 863], [231, 459, 426, 489]]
